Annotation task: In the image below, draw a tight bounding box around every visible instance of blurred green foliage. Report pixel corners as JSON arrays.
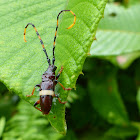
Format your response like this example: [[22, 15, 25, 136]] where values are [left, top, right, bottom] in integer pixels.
[[1, 0, 140, 140]]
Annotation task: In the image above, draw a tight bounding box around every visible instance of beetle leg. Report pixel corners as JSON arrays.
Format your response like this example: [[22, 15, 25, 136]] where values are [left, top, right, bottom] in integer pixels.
[[35, 107, 42, 112], [34, 100, 42, 112], [56, 66, 71, 90], [26, 87, 35, 97], [54, 94, 67, 104], [58, 82, 72, 90], [56, 66, 63, 80], [35, 84, 40, 87], [26, 84, 40, 97], [34, 100, 40, 106]]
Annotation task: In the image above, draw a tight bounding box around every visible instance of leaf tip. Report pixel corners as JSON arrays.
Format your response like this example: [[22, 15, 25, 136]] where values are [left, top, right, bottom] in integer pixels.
[[79, 71, 84, 75]]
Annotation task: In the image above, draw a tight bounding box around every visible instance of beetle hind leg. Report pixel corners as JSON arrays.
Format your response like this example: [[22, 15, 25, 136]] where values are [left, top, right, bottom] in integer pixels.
[[34, 100, 42, 112]]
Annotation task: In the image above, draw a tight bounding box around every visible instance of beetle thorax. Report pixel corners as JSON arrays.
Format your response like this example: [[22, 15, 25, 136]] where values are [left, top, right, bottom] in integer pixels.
[[42, 72, 55, 81]]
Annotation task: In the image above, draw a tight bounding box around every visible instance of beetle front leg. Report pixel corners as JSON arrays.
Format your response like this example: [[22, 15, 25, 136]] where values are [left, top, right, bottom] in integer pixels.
[[54, 94, 67, 104], [26, 84, 40, 97], [56, 66, 63, 80]]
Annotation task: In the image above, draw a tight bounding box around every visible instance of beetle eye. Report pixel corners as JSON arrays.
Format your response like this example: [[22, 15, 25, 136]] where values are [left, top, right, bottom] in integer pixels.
[[52, 66, 57, 72]]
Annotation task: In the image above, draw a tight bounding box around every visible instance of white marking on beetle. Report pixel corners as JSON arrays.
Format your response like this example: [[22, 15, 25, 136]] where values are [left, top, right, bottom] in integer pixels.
[[39, 90, 54, 96]]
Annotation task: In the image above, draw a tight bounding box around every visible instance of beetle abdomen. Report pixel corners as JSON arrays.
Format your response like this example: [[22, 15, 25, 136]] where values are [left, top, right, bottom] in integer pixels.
[[40, 95, 53, 114]]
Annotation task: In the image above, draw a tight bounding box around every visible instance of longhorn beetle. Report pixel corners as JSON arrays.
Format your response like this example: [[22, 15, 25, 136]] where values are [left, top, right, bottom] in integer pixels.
[[23, 10, 76, 114]]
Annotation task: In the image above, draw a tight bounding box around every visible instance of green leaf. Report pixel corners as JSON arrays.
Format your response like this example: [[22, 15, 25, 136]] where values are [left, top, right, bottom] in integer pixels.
[[137, 134, 140, 140], [89, 4, 140, 68], [136, 88, 140, 113], [0, 0, 107, 134], [88, 62, 129, 125], [131, 122, 140, 140], [65, 90, 79, 108], [3, 100, 63, 140], [78, 128, 120, 140], [0, 117, 6, 138], [135, 60, 140, 113], [129, 0, 140, 5], [135, 61, 140, 140], [105, 125, 138, 139], [61, 130, 78, 140]]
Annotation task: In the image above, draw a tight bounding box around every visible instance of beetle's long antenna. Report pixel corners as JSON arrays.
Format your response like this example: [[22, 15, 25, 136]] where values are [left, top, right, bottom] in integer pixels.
[[24, 23, 51, 65], [52, 10, 76, 65]]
